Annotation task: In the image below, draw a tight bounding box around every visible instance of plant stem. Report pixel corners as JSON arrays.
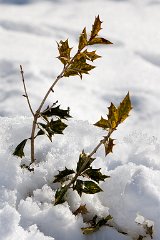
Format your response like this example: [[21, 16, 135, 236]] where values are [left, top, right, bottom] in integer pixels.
[[20, 65, 34, 116], [30, 50, 81, 163], [54, 129, 113, 205]]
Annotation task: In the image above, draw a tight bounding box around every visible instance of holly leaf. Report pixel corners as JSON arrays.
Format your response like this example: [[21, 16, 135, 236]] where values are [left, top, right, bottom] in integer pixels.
[[104, 138, 115, 156], [88, 37, 113, 45], [78, 27, 88, 51], [37, 129, 45, 136], [54, 186, 67, 205], [118, 92, 132, 124], [53, 167, 75, 183], [108, 102, 119, 129], [64, 55, 95, 78], [94, 116, 110, 129], [57, 39, 72, 65], [90, 15, 102, 40], [83, 167, 109, 183], [83, 50, 101, 62], [74, 179, 103, 196], [76, 151, 95, 173], [42, 105, 71, 120], [81, 215, 112, 235], [73, 204, 89, 216], [13, 139, 28, 158]]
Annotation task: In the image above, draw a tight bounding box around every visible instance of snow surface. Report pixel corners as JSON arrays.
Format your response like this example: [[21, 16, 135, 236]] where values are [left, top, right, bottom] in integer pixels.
[[1, 0, 160, 239]]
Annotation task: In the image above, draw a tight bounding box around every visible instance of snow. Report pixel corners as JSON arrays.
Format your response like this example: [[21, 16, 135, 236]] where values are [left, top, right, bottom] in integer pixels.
[[0, 0, 160, 239]]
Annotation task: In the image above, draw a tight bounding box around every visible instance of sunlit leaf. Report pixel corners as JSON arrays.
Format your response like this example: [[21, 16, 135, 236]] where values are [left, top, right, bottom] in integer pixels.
[[89, 37, 113, 45], [57, 39, 72, 65], [83, 50, 101, 62], [118, 92, 132, 124], [53, 167, 75, 183], [108, 102, 119, 129], [13, 139, 28, 158], [90, 15, 102, 40], [79, 27, 88, 51], [94, 116, 110, 129], [83, 167, 109, 183]]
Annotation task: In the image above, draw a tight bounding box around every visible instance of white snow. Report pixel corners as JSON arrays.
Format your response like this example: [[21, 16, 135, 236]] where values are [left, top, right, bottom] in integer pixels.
[[0, 0, 160, 239]]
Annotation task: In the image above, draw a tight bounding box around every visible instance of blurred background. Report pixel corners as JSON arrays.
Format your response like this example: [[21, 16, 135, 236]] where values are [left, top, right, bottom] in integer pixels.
[[0, 0, 160, 136]]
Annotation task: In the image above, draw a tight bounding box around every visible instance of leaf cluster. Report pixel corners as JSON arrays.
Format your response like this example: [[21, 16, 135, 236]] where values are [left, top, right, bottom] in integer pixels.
[[13, 102, 71, 159], [57, 15, 112, 79], [94, 92, 132, 155]]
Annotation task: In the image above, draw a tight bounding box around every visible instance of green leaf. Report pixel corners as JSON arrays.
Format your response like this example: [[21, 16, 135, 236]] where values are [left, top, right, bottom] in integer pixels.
[[104, 138, 115, 156], [88, 37, 113, 45], [13, 139, 28, 158], [53, 167, 75, 183], [78, 27, 88, 51], [57, 39, 72, 65], [42, 105, 71, 120], [94, 116, 110, 129], [74, 179, 102, 196], [118, 92, 132, 124], [38, 119, 68, 142], [37, 129, 45, 136], [76, 151, 95, 173], [90, 15, 102, 40], [54, 186, 67, 205], [83, 167, 109, 183]]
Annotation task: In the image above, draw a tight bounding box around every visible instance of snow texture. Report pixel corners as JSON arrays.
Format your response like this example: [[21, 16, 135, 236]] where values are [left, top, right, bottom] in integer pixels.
[[0, 0, 160, 239]]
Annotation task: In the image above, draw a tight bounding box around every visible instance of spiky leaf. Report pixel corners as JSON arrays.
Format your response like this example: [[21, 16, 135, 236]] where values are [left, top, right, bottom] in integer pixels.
[[73, 204, 89, 216], [118, 92, 132, 123], [54, 186, 67, 205], [83, 50, 101, 62], [94, 117, 110, 129], [104, 138, 115, 156], [79, 27, 88, 51], [64, 54, 95, 78], [89, 37, 113, 45], [90, 15, 102, 40], [76, 151, 95, 173], [42, 105, 71, 120], [53, 167, 75, 183], [83, 167, 109, 183], [74, 179, 102, 196], [57, 39, 72, 65], [108, 102, 119, 129], [13, 139, 28, 158], [81, 215, 112, 234]]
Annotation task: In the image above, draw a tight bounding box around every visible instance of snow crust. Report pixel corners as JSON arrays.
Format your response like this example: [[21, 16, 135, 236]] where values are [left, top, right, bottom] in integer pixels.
[[0, 117, 160, 239], [1, 0, 160, 239]]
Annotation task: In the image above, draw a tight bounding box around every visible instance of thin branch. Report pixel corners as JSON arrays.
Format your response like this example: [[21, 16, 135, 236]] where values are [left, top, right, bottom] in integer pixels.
[[54, 129, 114, 205], [20, 65, 34, 116]]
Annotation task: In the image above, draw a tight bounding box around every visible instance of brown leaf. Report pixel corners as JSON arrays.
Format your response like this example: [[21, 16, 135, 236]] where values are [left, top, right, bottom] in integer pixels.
[[79, 27, 88, 51], [108, 103, 118, 129], [57, 39, 72, 65], [118, 92, 132, 124], [88, 37, 113, 45], [104, 138, 115, 156], [73, 204, 89, 216], [90, 15, 102, 40], [94, 117, 110, 129]]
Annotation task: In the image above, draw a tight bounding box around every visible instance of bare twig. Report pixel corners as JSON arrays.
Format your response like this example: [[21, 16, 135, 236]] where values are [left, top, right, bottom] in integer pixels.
[[20, 65, 34, 117]]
